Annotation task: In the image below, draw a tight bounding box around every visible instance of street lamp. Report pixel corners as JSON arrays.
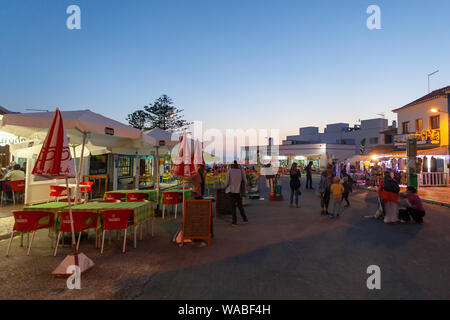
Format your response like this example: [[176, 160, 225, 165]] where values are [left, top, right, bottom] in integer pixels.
[[430, 108, 449, 114]]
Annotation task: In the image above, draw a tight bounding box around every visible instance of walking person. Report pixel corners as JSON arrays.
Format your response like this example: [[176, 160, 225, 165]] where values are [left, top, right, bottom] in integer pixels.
[[305, 161, 313, 189], [329, 177, 344, 218], [289, 163, 301, 208], [226, 162, 248, 226], [342, 176, 352, 207], [319, 164, 333, 215], [379, 171, 400, 224]]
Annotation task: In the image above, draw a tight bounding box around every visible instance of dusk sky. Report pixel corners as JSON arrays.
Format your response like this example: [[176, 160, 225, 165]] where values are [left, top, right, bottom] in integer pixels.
[[1, 0, 450, 142]]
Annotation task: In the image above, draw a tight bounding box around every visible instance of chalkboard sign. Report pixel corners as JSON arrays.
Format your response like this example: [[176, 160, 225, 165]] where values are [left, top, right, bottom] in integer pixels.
[[215, 188, 233, 218], [182, 200, 212, 245]]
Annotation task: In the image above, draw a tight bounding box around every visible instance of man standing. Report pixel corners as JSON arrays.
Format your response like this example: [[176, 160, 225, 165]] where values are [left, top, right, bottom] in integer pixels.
[[226, 162, 248, 226], [305, 161, 313, 189]]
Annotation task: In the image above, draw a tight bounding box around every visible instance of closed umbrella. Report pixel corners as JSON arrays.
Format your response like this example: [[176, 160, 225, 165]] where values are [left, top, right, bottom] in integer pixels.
[[171, 132, 196, 216], [32, 108, 94, 277]]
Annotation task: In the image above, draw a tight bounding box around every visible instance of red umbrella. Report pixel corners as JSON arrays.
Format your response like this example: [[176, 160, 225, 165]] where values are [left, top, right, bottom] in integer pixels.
[[171, 131, 196, 178], [170, 132, 197, 219], [32, 108, 94, 277]]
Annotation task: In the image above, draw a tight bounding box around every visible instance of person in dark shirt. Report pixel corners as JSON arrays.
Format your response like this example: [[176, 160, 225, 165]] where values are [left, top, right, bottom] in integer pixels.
[[342, 176, 352, 207], [305, 161, 313, 189]]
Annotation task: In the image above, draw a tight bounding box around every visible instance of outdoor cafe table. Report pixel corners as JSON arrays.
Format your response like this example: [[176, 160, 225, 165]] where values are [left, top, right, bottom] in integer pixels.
[[68, 201, 155, 226], [104, 189, 158, 201], [67, 201, 156, 243]]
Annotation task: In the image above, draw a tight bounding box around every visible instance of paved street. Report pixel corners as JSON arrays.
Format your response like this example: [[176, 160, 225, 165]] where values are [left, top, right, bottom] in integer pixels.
[[0, 176, 449, 300]]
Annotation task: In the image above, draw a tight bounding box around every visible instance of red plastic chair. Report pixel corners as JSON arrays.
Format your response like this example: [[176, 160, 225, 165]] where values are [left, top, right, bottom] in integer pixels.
[[128, 193, 148, 202], [105, 192, 126, 201], [162, 192, 180, 219], [80, 181, 95, 200], [49, 185, 69, 202], [6, 211, 54, 256], [2, 180, 26, 206], [54, 211, 99, 256], [101, 210, 134, 254]]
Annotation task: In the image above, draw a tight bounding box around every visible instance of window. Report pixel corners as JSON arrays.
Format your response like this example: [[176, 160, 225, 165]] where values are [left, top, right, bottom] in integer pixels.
[[415, 119, 423, 133], [118, 156, 133, 177], [402, 121, 410, 134], [430, 115, 440, 130], [369, 137, 379, 144], [385, 135, 393, 144]]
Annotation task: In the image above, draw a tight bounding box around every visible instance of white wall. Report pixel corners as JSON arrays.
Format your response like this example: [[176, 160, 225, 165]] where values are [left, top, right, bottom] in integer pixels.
[[24, 155, 90, 205]]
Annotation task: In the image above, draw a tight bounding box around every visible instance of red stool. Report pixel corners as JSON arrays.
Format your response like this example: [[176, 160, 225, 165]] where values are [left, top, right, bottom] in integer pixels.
[[6, 211, 54, 256], [162, 192, 180, 219], [54, 211, 98, 256]]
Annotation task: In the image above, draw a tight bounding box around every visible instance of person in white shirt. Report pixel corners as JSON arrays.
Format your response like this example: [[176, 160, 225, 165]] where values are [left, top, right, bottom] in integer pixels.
[[225, 162, 248, 226], [4, 164, 25, 181]]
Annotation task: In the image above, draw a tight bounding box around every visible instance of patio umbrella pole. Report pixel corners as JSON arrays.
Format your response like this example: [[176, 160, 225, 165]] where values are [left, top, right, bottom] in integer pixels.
[[65, 176, 77, 254], [74, 133, 86, 204]]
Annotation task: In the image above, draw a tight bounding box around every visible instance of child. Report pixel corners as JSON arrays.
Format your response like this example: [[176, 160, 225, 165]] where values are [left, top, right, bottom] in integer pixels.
[[342, 176, 352, 207], [330, 177, 344, 218]]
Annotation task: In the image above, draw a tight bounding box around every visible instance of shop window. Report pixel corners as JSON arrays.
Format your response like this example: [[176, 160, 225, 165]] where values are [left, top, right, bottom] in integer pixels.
[[402, 121, 410, 134], [89, 155, 108, 175], [118, 157, 133, 177], [430, 115, 440, 130], [415, 119, 423, 133]]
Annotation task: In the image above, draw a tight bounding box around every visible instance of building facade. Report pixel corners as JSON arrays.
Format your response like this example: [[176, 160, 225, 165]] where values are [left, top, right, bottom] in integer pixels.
[[283, 118, 389, 155]]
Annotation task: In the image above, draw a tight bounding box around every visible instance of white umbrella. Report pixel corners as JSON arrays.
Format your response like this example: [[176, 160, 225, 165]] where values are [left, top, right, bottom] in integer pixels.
[[1, 109, 151, 201]]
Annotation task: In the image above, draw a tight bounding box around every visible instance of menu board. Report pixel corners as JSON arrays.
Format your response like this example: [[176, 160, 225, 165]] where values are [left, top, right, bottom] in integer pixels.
[[182, 200, 212, 245], [215, 188, 233, 217]]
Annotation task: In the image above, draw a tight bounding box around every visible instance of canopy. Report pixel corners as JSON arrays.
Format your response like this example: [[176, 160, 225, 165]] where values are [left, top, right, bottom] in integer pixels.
[[10, 139, 109, 159], [1, 109, 146, 151]]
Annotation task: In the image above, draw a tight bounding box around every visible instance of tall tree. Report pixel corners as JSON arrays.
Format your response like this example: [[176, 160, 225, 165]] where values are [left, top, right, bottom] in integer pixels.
[[126, 110, 149, 130], [127, 95, 191, 131]]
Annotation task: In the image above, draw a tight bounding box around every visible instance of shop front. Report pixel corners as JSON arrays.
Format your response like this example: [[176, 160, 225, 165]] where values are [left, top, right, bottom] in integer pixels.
[[0, 131, 27, 168]]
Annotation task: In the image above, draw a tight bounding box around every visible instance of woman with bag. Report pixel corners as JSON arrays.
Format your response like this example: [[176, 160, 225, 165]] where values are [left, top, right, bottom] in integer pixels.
[[289, 163, 301, 208]]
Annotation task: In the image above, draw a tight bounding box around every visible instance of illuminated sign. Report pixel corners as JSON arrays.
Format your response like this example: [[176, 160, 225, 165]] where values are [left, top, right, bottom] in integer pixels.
[[394, 130, 440, 146]]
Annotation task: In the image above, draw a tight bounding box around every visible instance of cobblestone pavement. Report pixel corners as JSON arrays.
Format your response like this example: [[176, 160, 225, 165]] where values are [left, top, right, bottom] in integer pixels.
[[0, 177, 448, 300]]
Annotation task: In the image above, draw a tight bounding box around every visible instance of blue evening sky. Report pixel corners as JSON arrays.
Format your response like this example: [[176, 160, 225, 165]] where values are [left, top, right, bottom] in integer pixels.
[[1, 0, 449, 141]]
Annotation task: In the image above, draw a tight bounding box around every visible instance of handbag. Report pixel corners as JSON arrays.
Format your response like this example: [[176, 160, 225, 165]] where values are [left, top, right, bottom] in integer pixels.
[[298, 189, 302, 196]]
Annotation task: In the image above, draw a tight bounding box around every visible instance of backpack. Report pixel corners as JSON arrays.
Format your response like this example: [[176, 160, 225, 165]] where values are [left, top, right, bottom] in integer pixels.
[[383, 178, 400, 193]]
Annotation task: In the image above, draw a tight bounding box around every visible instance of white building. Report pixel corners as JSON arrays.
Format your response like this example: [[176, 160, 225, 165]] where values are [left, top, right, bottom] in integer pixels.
[[283, 118, 390, 155]]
